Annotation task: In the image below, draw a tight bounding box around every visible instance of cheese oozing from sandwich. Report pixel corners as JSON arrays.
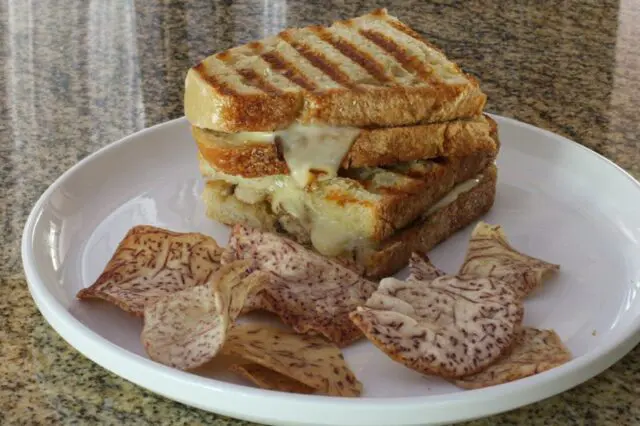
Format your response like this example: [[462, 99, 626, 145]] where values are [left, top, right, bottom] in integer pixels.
[[424, 176, 481, 216], [277, 124, 361, 188], [223, 124, 361, 188], [199, 157, 374, 256]]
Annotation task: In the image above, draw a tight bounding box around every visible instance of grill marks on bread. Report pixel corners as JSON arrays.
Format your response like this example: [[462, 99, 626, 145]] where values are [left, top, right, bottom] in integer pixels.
[[357, 29, 434, 83], [201, 9, 470, 97], [236, 68, 284, 95], [259, 51, 318, 91], [279, 30, 359, 89], [194, 63, 239, 96], [310, 26, 391, 84]]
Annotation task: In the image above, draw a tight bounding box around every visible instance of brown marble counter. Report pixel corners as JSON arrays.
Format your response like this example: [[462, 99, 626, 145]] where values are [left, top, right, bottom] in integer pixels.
[[2, 0, 640, 424]]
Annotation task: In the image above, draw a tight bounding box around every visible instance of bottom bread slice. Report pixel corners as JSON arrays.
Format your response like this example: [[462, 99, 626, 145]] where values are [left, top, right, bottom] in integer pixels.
[[203, 164, 497, 278], [359, 164, 497, 278]]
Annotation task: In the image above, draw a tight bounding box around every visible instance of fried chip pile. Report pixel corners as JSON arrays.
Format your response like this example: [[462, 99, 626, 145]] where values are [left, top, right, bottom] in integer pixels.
[[460, 222, 560, 298], [350, 275, 524, 378], [78, 219, 570, 396], [224, 323, 362, 397], [453, 327, 572, 389], [141, 261, 263, 370], [140, 260, 362, 396], [350, 221, 569, 384], [223, 225, 378, 346], [78, 225, 361, 396], [76, 225, 223, 315]]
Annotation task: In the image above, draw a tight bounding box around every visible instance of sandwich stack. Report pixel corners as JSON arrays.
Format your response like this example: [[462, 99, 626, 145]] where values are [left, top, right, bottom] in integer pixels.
[[184, 9, 499, 278]]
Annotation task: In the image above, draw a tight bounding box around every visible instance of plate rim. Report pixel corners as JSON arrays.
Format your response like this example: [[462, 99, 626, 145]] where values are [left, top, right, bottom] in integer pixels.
[[20, 114, 640, 425]]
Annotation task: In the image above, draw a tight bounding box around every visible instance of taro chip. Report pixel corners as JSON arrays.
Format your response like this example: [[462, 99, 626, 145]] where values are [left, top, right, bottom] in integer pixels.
[[460, 222, 560, 298], [454, 327, 572, 389], [229, 363, 314, 394], [408, 253, 445, 282], [223, 225, 378, 346], [223, 323, 362, 397], [77, 225, 223, 315], [141, 261, 264, 370], [350, 274, 524, 378]]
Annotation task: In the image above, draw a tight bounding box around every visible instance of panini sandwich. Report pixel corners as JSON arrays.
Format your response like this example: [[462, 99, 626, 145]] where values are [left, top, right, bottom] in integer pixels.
[[185, 9, 499, 278]]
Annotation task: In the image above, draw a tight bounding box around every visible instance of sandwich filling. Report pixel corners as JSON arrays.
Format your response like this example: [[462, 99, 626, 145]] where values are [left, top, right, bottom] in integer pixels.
[[199, 156, 376, 255], [275, 124, 361, 187], [201, 154, 484, 257], [198, 124, 361, 188]]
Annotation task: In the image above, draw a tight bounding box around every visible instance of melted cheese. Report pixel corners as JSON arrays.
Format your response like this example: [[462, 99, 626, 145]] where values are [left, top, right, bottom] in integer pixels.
[[221, 124, 361, 188], [309, 215, 368, 256], [200, 157, 370, 256], [225, 131, 276, 143], [233, 185, 269, 204], [424, 176, 481, 216], [276, 124, 361, 187], [199, 157, 308, 221]]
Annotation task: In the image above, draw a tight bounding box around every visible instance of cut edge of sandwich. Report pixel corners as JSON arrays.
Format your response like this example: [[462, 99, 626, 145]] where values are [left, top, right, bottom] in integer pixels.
[[198, 149, 495, 255], [202, 163, 497, 278]]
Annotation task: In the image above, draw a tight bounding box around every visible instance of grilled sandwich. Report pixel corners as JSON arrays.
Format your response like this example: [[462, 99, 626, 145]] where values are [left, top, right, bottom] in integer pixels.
[[184, 9, 499, 277], [202, 164, 497, 278]]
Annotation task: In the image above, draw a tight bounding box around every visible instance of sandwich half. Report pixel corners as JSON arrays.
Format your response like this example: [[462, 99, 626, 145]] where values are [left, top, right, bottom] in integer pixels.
[[199, 145, 496, 251], [185, 8, 498, 277], [202, 164, 496, 278]]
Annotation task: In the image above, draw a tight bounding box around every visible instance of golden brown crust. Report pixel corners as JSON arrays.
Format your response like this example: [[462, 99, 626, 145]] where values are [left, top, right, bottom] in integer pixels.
[[346, 114, 498, 168], [367, 153, 495, 240], [193, 127, 289, 177], [193, 85, 486, 133], [194, 115, 498, 178], [361, 164, 497, 278]]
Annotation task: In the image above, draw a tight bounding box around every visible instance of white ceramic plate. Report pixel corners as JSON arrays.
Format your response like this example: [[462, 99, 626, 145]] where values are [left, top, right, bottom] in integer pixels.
[[22, 115, 640, 426]]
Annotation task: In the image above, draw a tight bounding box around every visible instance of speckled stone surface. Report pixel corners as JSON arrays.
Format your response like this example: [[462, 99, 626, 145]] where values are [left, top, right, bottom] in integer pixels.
[[2, 0, 640, 424]]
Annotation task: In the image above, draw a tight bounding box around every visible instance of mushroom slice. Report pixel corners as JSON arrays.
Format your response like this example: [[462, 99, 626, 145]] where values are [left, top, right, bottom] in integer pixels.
[[460, 222, 559, 298], [77, 225, 223, 315], [454, 327, 572, 389], [350, 275, 524, 378], [223, 225, 378, 346]]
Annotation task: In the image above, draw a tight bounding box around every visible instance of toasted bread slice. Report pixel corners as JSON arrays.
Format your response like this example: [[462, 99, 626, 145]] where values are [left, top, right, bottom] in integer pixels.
[[185, 9, 486, 132], [361, 164, 497, 277], [194, 115, 498, 178], [203, 164, 497, 277], [200, 152, 494, 257]]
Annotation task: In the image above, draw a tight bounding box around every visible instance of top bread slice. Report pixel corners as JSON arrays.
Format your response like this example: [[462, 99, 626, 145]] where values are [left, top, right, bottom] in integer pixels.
[[194, 114, 498, 178], [184, 8, 487, 132]]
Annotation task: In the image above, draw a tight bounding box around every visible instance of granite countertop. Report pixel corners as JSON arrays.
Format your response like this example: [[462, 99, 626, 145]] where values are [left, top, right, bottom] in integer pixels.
[[2, 0, 640, 424]]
